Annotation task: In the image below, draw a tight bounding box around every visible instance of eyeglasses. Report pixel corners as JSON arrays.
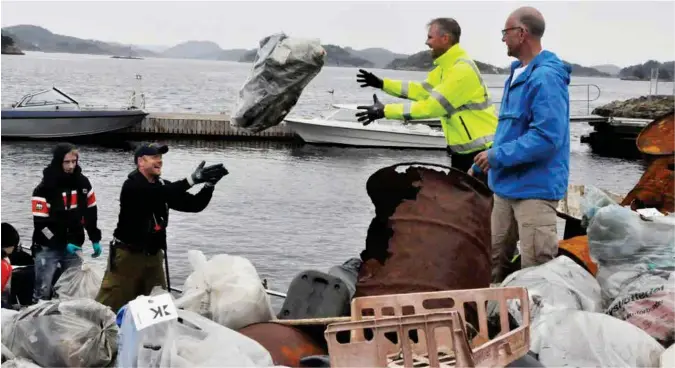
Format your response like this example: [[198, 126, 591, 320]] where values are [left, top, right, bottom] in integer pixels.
[[501, 27, 523, 37]]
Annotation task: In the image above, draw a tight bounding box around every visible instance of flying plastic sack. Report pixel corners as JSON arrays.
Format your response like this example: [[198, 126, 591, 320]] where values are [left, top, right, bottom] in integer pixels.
[[530, 308, 665, 367], [1, 299, 117, 367], [118, 304, 274, 368], [231, 32, 325, 133], [174, 250, 274, 330], [53, 261, 104, 300], [495, 255, 602, 325]]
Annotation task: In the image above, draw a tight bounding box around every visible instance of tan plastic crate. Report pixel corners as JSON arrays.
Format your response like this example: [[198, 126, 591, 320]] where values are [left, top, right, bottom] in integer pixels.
[[325, 311, 476, 367], [335, 287, 530, 367]]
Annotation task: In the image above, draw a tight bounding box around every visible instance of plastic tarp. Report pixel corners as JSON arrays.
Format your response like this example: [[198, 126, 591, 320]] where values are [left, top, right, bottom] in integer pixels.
[[496, 255, 602, 325], [1, 299, 117, 368], [530, 309, 665, 367], [174, 250, 275, 331], [118, 305, 274, 367], [53, 261, 104, 301], [231, 32, 325, 133]]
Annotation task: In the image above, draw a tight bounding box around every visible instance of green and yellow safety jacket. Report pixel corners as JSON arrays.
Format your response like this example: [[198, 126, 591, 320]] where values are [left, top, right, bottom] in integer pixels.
[[382, 44, 498, 154]]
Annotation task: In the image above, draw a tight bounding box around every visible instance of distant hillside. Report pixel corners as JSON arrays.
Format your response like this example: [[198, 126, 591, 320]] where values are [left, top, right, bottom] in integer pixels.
[[217, 48, 252, 61], [239, 44, 373, 68], [619, 60, 674, 82], [564, 62, 611, 77], [1, 32, 24, 55], [344, 47, 407, 68], [385, 50, 508, 75], [160, 40, 223, 59], [591, 64, 621, 76], [1, 24, 157, 57]]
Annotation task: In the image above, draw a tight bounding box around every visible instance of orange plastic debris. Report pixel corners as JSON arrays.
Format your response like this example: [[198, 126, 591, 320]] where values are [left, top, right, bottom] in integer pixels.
[[558, 236, 598, 276]]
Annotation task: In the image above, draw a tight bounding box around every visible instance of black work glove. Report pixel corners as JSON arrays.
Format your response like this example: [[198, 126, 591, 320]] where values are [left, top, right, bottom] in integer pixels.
[[190, 161, 229, 185], [205, 166, 229, 187], [356, 69, 383, 89], [355, 94, 385, 126]]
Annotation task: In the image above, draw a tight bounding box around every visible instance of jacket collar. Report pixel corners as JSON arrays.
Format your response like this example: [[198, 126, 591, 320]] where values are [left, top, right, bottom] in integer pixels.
[[508, 50, 547, 87], [433, 43, 466, 67]]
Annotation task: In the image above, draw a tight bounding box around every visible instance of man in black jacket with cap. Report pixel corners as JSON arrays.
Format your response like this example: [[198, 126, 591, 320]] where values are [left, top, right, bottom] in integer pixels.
[[31, 143, 102, 302], [95, 142, 228, 312]]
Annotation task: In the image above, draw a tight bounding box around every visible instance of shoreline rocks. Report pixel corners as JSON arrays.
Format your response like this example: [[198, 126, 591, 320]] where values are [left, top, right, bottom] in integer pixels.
[[592, 95, 675, 120]]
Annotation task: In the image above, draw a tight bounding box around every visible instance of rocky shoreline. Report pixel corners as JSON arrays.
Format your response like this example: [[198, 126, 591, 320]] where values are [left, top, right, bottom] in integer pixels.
[[592, 95, 675, 120], [1, 45, 24, 55]]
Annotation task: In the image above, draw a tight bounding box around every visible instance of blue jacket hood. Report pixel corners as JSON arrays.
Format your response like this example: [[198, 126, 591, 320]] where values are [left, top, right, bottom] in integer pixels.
[[510, 50, 572, 86]]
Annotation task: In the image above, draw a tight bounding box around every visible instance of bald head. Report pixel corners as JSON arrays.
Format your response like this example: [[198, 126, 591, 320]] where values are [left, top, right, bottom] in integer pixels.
[[510, 6, 545, 39]]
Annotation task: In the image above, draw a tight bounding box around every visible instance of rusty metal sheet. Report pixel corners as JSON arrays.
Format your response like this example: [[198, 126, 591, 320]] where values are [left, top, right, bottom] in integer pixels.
[[636, 111, 674, 156], [354, 162, 493, 298], [621, 155, 675, 214], [238, 322, 327, 367]]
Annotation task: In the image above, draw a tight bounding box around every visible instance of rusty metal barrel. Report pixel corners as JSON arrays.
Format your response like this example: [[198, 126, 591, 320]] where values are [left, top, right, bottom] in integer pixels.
[[355, 162, 494, 298], [238, 322, 327, 367], [636, 111, 674, 156], [623, 111, 675, 214]]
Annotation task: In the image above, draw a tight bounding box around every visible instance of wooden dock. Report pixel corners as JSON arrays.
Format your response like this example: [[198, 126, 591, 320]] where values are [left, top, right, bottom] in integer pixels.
[[118, 112, 297, 141]]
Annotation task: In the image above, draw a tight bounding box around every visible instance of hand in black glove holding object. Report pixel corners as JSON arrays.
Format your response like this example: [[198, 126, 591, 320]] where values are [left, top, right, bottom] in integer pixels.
[[355, 94, 385, 126], [190, 161, 229, 186], [356, 69, 383, 89]]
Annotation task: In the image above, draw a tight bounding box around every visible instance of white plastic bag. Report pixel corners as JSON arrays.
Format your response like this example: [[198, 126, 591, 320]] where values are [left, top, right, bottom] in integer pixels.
[[231, 32, 325, 133], [587, 205, 675, 268], [1, 299, 117, 367], [53, 261, 104, 300], [530, 309, 665, 367], [133, 308, 274, 367], [175, 250, 274, 330], [498, 256, 602, 325], [605, 270, 675, 345], [580, 185, 619, 226]]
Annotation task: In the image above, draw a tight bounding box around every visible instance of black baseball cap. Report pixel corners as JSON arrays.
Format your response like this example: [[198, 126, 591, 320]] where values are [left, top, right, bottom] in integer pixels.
[[134, 142, 169, 163]]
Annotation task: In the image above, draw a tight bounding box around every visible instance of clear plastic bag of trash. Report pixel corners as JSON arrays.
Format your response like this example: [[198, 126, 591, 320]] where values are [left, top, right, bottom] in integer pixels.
[[231, 32, 325, 133], [492, 256, 602, 325], [1, 299, 118, 367], [53, 261, 104, 300], [580, 185, 619, 227], [530, 309, 665, 367], [128, 308, 274, 367], [174, 250, 275, 331], [587, 204, 675, 268]]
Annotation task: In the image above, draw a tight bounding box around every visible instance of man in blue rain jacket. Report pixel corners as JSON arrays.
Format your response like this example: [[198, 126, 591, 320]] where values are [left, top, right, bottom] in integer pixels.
[[471, 6, 571, 282]]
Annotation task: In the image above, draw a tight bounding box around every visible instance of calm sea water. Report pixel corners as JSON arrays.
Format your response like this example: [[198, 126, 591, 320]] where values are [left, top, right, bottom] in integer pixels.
[[2, 52, 669, 308]]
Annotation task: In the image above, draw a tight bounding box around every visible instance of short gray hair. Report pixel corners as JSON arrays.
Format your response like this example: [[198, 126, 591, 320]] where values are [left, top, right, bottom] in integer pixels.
[[428, 18, 461, 43], [518, 12, 545, 38]]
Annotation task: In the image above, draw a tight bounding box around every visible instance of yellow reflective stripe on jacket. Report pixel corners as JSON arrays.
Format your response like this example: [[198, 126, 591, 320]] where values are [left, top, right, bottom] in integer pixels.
[[383, 79, 434, 101]]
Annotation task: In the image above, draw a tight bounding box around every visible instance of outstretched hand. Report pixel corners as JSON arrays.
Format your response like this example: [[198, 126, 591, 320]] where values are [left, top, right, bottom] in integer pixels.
[[356, 69, 383, 89], [355, 94, 385, 126], [191, 161, 229, 185]]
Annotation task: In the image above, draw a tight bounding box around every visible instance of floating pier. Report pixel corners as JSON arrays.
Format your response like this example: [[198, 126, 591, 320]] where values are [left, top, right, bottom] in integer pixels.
[[117, 113, 297, 141], [580, 117, 650, 159]]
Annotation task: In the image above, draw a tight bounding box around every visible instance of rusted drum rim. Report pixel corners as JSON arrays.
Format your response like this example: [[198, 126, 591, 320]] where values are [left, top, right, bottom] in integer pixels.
[[636, 111, 675, 156]]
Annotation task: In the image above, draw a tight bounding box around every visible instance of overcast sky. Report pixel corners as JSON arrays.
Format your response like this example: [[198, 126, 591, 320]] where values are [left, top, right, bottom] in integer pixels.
[[2, 0, 673, 67]]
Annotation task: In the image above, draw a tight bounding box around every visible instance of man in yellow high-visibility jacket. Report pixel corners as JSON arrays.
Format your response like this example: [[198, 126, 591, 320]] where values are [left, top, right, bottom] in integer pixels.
[[356, 18, 498, 172]]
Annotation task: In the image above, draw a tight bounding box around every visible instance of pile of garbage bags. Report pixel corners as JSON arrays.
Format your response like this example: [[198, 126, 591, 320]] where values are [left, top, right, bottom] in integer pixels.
[[491, 184, 675, 367], [231, 32, 325, 133], [1, 299, 118, 367]]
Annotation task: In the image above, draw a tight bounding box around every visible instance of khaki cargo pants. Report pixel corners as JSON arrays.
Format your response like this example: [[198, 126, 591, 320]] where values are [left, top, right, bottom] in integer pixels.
[[95, 247, 167, 313], [491, 194, 559, 283]]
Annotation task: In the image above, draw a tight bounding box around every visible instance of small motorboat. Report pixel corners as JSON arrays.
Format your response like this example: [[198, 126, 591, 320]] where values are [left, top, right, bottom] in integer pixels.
[[284, 104, 447, 150], [1, 87, 148, 139]]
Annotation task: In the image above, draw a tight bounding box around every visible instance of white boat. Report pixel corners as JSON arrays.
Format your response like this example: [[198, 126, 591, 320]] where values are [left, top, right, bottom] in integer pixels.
[[284, 104, 447, 150]]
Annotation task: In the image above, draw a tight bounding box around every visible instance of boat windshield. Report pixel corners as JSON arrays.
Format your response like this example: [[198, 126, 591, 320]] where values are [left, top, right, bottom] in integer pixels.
[[16, 89, 77, 108]]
